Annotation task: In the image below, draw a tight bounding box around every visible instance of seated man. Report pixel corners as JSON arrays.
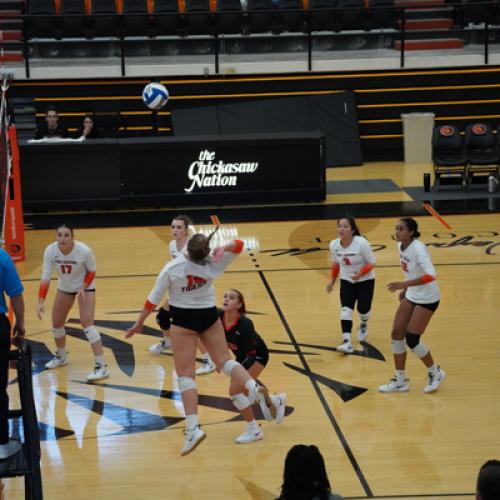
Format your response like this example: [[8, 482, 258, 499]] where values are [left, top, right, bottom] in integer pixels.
[[35, 106, 69, 139]]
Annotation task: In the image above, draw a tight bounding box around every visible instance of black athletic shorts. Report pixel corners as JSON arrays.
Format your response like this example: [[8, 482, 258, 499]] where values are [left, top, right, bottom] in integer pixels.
[[170, 305, 219, 334], [406, 298, 440, 312]]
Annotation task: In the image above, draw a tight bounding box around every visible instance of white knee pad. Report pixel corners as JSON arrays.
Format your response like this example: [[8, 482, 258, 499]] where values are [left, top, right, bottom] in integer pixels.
[[52, 327, 65, 339], [359, 310, 371, 322], [222, 359, 239, 377], [231, 393, 251, 411], [178, 376, 196, 393], [84, 325, 101, 344], [391, 339, 406, 355], [411, 342, 429, 359], [340, 307, 354, 321]]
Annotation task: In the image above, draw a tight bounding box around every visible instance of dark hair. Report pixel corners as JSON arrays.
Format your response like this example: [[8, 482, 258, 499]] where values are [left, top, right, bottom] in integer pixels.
[[46, 105, 58, 115], [187, 228, 219, 264], [229, 289, 246, 314], [83, 113, 95, 123], [56, 224, 74, 237], [477, 460, 500, 500], [338, 217, 361, 236], [172, 214, 193, 231], [399, 217, 421, 239], [278, 444, 332, 500]]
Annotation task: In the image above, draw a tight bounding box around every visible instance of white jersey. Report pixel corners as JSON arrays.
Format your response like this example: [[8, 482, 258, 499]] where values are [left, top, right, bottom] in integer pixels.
[[148, 250, 240, 309], [41, 241, 96, 293], [398, 239, 440, 303], [169, 239, 187, 260], [329, 235, 376, 283]]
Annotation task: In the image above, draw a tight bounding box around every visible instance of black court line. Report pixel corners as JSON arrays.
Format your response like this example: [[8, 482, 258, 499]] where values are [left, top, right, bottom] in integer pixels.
[[19, 260, 500, 283], [258, 270, 374, 498]]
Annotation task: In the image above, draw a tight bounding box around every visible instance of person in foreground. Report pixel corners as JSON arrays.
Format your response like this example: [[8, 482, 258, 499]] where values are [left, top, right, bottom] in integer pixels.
[[277, 444, 344, 500], [126, 231, 278, 456]]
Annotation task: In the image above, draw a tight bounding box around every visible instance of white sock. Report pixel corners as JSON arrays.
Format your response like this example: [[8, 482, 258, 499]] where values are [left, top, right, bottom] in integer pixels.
[[428, 364, 438, 374], [56, 347, 66, 358], [247, 419, 258, 430], [185, 414, 199, 431], [395, 370, 406, 383], [95, 355, 105, 366], [202, 353, 210, 361], [342, 333, 351, 342]]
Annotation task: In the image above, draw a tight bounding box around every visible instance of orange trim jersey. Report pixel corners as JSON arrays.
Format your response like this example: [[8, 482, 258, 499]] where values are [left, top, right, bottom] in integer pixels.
[[147, 241, 243, 308], [329, 235, 376, 283], [398, 239, 440, 303], [41, 241, 96, 293]]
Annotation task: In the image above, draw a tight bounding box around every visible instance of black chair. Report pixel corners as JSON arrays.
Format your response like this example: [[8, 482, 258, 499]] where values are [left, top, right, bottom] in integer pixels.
[[26, 0, 57, 39], [91, 100, 122, 137], [154, 0, 181, 36], [216, 0, 245, 34], [185, 0, 212, 35], [336, 0, 366, 32], [277, 0, 304, 33], [464, 0, 493, 25], [121, 0, 151, 36], [367, 0, 396, 30], [59, 0, 88, 38], [246, 0, 276, 34], [465, 123, 500, 185], [307, 0, 337, 32], [90, 0, 118, 37], [432, 124, 468, 190]]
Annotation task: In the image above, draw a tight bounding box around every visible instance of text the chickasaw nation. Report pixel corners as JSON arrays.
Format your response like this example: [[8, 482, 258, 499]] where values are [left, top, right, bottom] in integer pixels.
[[184, 150, 259, 193]]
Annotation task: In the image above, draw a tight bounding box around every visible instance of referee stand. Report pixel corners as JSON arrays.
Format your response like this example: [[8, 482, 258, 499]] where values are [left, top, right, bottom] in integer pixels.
[[0, 344, 43, 500]]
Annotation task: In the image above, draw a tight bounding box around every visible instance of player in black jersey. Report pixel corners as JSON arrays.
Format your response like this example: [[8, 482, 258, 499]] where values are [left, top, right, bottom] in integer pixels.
[[221, 289, 287, 444]]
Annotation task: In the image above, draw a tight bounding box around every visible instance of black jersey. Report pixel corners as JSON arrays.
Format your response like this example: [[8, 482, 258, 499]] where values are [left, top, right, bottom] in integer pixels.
[[220, 310, 268, 369]]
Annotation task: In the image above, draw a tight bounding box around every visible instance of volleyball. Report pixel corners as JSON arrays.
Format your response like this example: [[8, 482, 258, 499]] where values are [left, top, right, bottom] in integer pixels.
[[142, 82, 169, 110]]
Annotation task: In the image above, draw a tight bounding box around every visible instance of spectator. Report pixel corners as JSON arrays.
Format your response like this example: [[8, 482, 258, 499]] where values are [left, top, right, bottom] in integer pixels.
[[78, 113, 102, 139], [477, 460, 500, 500], [277, 444, 344, 500], [35, 105, 68, 139], [0, 248, 25, 460]]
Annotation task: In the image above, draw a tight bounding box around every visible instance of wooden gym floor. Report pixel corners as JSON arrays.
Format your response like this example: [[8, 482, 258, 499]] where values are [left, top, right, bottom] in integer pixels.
[[4, 211, 500, 499]]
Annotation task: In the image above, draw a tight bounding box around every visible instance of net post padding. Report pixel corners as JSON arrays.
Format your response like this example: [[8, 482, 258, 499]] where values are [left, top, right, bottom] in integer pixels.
[[4, 124, 25, 262]]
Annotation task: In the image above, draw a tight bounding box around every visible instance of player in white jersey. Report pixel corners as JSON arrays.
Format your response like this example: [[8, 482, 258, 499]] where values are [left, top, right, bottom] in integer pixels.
[[326, 217, 376, 353], [379, 218, 445, 394], [126, 230, 278, 456], [36, 225, 109, 382], [148, 215, 216, 375]]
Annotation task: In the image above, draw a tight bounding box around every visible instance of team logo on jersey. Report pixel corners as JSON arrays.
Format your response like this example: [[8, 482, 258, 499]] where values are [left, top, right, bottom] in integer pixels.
[[183, 275, 207, 292], [185, 150, 259, 193]]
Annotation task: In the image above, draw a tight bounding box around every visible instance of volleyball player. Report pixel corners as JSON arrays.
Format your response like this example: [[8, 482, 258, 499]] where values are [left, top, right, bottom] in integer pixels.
[[126, 232, 278, 456], [148, 215, 216, 375], [326, 217, 376, 353], [379, 218, 445, 394], [221, 288, 286, 444], [36, 224, 109, 381]]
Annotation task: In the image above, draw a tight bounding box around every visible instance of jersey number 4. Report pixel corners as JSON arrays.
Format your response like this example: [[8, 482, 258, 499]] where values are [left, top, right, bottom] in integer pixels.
[[60, 264, 72, 274], [343, 257, 351, 265]]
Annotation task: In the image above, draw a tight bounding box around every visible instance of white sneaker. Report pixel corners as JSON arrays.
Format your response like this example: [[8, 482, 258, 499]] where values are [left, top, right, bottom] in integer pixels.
[[86, 364, 109, 382], [148, 338, 171, 354], [235, 425, 264, 444], [181, 426, 206, 456], [424, 368, 446, 393], [252, 385, 276, 422], [379, 378, 409, 393], [271, 393, 287, 424], [195, 358, 216, 375], [45, 353, 68, 370], [336, 339, 354, 354], [0, 439, 21, 459], [357, 324, 368, 342]]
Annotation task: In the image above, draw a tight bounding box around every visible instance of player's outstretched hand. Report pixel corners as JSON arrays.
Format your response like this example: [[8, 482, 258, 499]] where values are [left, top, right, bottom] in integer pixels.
[[326, 280, 335, 293], [126, 322, 143, 339], [36, 300, 45, 320], [387, 281, 405, 293]]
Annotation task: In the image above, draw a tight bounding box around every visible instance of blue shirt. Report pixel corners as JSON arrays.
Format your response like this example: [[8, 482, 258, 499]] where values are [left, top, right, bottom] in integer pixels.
[[0, 249, 24, 313]]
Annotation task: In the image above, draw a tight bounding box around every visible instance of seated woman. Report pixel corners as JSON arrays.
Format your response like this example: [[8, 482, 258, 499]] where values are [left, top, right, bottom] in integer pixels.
[[79, 114, 102, 139], [221, 288, 287, 444]]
